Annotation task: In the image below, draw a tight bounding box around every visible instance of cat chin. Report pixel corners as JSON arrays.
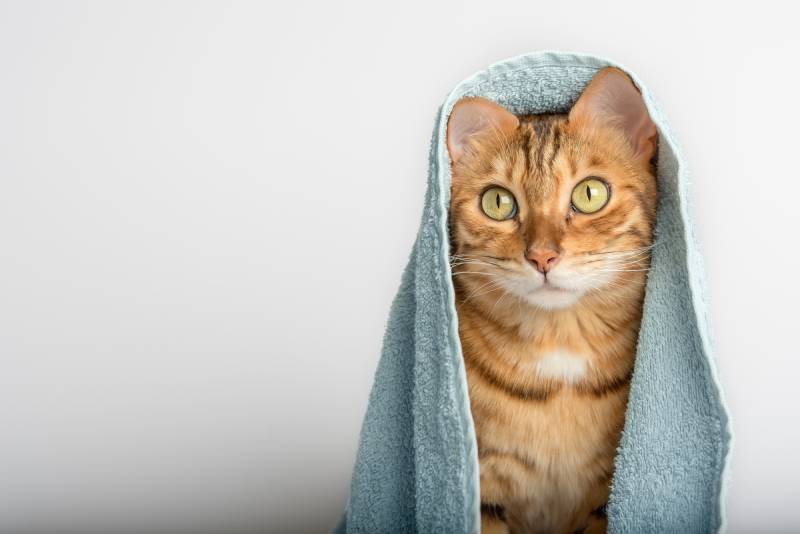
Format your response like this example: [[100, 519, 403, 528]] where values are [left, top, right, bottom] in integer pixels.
[[524, 285, 584, 310]]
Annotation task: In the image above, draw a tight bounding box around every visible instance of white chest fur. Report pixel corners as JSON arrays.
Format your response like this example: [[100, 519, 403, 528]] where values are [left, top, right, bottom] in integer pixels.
[[534, 348, 589, 382]]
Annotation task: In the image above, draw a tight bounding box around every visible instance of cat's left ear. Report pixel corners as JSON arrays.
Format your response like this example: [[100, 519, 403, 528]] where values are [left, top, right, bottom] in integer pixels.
[[569, 67, 657, 165], [447, 97, 519, 164]]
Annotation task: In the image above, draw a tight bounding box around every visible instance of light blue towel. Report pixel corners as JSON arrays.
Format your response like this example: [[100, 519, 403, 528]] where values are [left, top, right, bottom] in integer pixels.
[[337, 51, 732, 534]]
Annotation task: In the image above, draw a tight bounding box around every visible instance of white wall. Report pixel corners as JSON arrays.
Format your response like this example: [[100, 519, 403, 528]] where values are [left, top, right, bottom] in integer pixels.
[[1, 1, 797, 532]]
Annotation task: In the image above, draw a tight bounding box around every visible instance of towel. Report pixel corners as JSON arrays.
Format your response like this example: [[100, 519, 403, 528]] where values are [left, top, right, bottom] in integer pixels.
[[336, 51, 732, 534]]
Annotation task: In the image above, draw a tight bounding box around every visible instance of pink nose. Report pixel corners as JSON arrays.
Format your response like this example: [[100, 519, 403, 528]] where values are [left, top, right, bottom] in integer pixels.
[[527, 248, 560, 274]]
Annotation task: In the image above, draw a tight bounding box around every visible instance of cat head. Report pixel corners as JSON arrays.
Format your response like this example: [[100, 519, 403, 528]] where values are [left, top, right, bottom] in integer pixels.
[[447, 67, 658, 311]]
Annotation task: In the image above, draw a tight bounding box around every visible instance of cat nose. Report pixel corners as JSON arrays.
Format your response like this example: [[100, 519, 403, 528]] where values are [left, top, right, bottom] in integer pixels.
[[527, 248, 561, 274]]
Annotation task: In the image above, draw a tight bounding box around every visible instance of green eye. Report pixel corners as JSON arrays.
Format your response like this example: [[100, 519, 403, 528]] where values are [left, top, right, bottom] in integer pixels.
[[481, 187, 517, 220], [571, 177, 610, 214]]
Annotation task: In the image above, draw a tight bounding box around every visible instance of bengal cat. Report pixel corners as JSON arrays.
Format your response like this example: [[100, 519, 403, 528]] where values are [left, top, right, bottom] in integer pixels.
[[446, 68, 658, 534]]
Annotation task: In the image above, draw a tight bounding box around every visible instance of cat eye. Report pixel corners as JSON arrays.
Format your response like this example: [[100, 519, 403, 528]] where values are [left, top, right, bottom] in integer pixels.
[[571, 177, 610, 214], [480, 187, 517, 221]]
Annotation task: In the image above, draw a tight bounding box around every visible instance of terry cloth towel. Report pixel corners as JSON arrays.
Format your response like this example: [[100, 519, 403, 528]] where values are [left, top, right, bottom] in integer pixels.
[[336, 51, 732, 534]]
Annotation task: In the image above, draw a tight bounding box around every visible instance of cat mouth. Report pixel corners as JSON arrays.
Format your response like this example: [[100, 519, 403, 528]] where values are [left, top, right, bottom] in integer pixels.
[[542, 285, 569, 292], [534, 281, 572, 293], [523, 279, 585, 310]]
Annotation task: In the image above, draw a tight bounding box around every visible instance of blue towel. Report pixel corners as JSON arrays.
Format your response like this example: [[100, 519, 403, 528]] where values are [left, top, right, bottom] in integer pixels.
[[336, 51, 732, 534]]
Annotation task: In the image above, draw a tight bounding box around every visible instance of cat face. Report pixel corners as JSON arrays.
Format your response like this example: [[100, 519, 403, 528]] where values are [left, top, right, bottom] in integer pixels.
[[447, 68, 658, 311]]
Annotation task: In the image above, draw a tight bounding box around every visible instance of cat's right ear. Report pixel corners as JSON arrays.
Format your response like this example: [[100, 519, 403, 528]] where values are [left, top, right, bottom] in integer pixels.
[[446, 97, 519, 164], [568, 67, 657, 166]]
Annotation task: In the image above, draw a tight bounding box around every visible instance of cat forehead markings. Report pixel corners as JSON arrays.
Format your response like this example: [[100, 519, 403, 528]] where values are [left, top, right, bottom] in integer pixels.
[[493, 121, 568, 199], [510, 148, 527, 183]]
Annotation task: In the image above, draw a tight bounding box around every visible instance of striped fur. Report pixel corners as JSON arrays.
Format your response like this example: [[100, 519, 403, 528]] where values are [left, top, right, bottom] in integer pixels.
[[448, 68, 657, 533]]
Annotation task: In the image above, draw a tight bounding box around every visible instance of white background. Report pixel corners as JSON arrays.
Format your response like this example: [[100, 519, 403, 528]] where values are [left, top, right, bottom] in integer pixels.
[[1, 1, 797, 532]]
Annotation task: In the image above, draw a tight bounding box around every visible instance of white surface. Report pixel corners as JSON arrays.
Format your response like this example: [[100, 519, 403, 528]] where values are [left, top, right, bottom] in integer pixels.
[[1, 1, 797, 532]]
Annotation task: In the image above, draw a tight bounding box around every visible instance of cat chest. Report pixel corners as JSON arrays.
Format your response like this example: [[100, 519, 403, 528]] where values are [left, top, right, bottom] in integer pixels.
[[465, 347, 629, 466], [470, 380, 625, 460], [470, 379, 627, 511], [527, 348, 589, 382]]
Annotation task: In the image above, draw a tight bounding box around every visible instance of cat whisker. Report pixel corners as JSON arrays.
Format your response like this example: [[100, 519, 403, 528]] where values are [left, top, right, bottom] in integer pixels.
[[579, 256, 650, 266], [450, 261, 502, 269], [489, 288, 513, 318], [599, 268, 649, 275], [463, 280, 505, 303], [586, 250, 650, 261], [465, 286, 503, 303], [585, 243, 660, 257], [451, 269, 507, 301], [450, 254, 514, 271], [585, 277, 647, 293]]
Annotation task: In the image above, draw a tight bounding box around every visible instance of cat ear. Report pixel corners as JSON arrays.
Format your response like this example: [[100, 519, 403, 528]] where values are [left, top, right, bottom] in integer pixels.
[[447, 97, 519, 164], [569, 67, 657, 164]]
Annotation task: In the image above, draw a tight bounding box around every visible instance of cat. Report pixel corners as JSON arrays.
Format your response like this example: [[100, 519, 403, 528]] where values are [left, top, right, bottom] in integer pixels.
[[446, 67, 658, 534]]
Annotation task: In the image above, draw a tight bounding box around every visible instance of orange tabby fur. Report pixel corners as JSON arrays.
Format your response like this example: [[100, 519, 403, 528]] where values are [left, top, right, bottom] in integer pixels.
[[447, 68, 657, 534]]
